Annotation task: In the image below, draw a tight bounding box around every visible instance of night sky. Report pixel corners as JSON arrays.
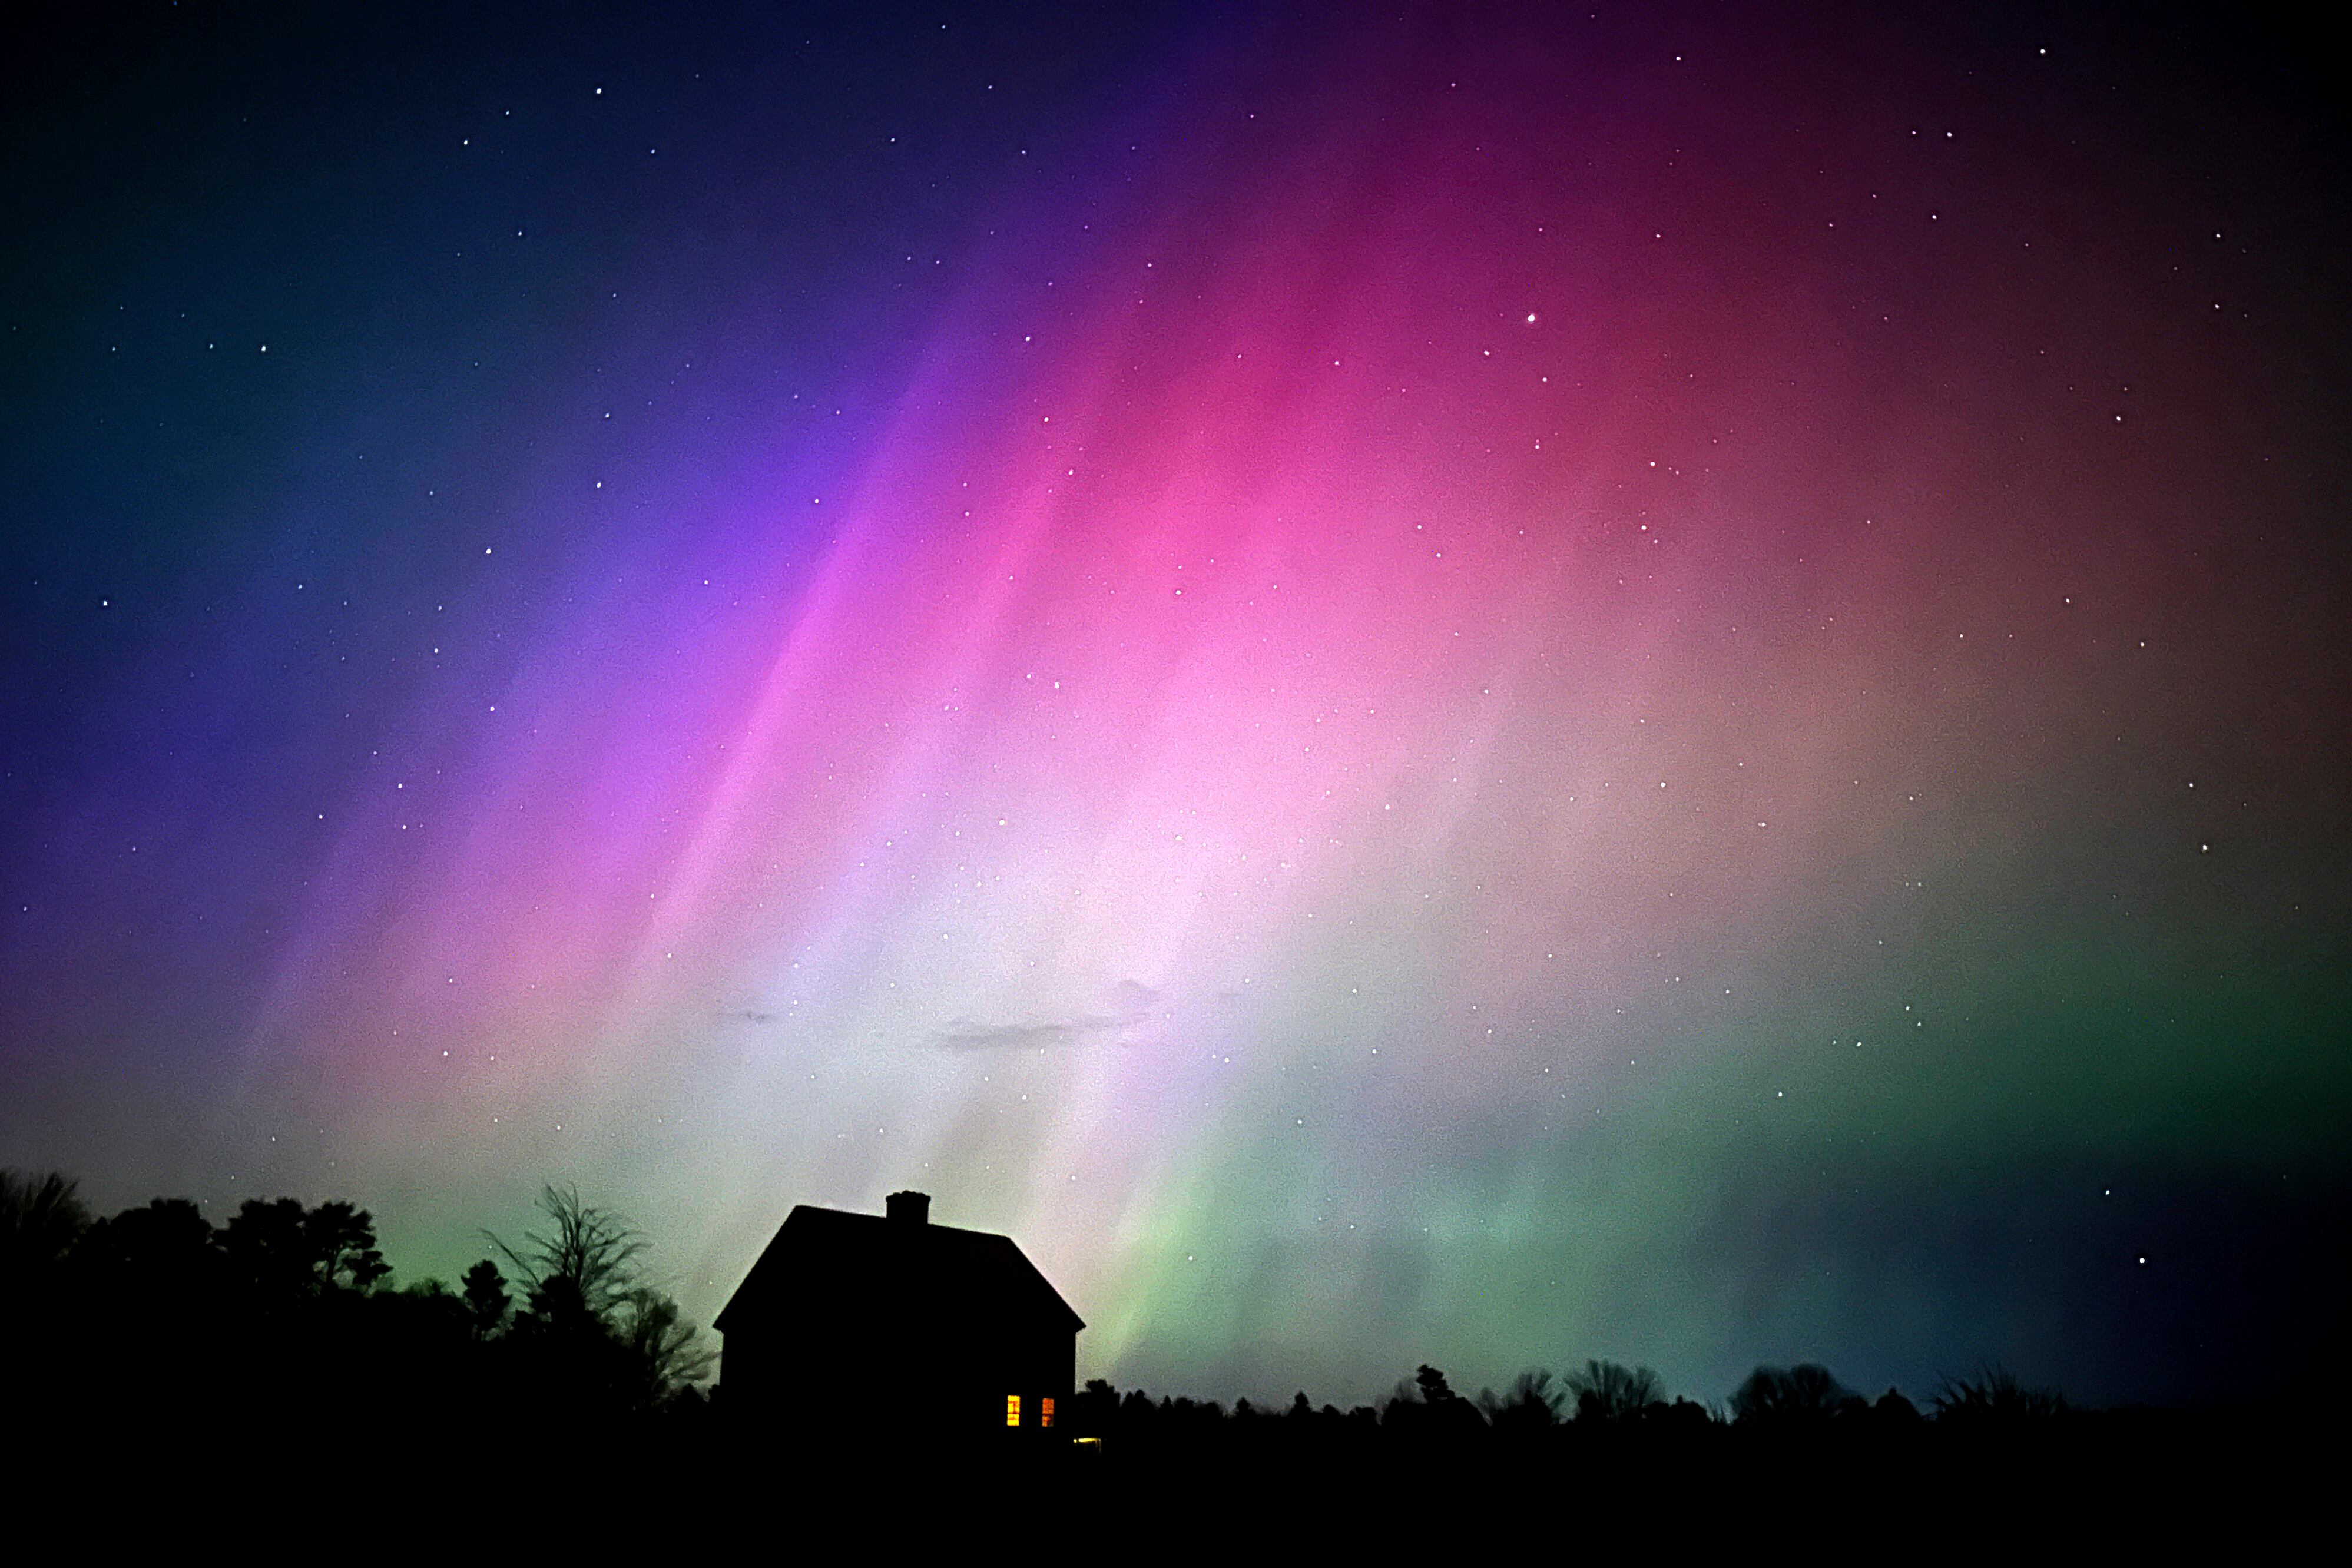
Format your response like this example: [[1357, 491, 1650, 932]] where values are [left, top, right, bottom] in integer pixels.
[[4, 2, 2347, 1409]]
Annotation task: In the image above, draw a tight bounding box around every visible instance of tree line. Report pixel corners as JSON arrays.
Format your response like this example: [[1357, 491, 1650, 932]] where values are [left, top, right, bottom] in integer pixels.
[[1, 1169, 714, 1438], [1059, 1357, 2076, 1453]]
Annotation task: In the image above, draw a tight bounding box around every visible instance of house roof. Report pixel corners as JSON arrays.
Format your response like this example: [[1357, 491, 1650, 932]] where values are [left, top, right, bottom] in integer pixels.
[[715, 1204, 1085, 1335]]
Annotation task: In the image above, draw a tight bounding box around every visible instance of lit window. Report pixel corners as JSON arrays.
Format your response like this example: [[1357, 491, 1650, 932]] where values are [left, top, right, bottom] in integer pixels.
[[1041, 1397, 1056, 1429], [1005, 1394, 1021, 1427]]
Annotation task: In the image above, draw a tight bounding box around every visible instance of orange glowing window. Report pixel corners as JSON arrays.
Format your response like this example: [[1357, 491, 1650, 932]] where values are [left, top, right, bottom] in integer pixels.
[[1005, 1394, 1021, 1427], [1041, 1397, 1056, 1428]]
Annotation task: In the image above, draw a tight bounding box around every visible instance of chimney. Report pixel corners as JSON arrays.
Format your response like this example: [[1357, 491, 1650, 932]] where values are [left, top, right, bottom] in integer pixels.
[[886, 1190, 930, 1226]]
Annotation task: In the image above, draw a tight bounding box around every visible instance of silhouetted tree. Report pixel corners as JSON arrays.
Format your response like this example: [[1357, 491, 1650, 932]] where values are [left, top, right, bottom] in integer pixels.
[[0, 1169, 90, 1282], [1566, 1359, 1667, 1423], [1479, 1369, 1564, 1432], [489, 1184, 711, 1413], [74, 1196, 217, 1287], [617, 1285, 715, 1403], [306, 1201, 390, 1294], [1, 1169, 93, 1394], [221, 1197, 315, 1297], [60, 1198, 228, 1421], [218, 1196, 389, 1298], [1730, 1363, 1854, 1423], [461, 1259, 510, 1339], [488, 1183, 648, 1322], [1386, 1364, 1485, 1438]]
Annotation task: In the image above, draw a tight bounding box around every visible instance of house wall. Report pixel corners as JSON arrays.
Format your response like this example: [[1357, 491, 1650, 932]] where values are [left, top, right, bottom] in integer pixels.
[[721, 1299, 1073, 1447]]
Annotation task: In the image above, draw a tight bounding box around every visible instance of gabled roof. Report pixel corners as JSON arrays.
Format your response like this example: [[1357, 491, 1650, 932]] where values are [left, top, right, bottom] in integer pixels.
[[716, 1204, 1084, 1335]]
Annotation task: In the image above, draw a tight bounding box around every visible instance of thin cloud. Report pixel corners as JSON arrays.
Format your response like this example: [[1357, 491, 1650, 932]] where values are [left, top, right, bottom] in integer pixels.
[[933, 1017, 1116, 1052], [930, 980, 1164, 1052]]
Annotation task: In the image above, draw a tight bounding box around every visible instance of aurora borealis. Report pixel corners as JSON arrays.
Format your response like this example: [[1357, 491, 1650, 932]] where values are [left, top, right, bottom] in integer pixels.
[[4, 2, 2346, 1408]]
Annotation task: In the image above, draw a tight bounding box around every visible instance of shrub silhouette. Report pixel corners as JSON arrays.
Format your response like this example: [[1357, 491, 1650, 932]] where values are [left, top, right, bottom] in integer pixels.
[[1933, 1365, 2067, 1423], [1871, 1387, 1924, 1423]]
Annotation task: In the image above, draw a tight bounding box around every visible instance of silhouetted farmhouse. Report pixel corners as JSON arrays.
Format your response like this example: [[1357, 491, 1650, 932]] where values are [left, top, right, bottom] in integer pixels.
[[715, 1191, 1082, 1442]]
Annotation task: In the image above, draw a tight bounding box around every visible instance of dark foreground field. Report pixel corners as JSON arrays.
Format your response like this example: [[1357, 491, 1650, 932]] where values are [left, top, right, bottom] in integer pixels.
[[15, 1397, 2326, 1550]]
